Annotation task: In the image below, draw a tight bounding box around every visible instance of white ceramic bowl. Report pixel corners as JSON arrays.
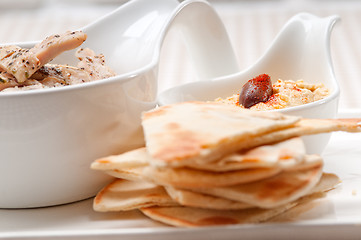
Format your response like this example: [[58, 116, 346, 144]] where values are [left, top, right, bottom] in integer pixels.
[[159, 13, 340, 155], [0, 0, 180, 208], [0, 0, 238, 208]]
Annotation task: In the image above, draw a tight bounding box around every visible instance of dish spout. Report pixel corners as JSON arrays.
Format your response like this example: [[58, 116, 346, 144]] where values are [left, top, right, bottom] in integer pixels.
[[158, 13, 341, 154]]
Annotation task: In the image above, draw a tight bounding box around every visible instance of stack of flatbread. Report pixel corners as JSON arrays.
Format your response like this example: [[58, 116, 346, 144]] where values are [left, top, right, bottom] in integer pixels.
[[91, 101, 361, 227]]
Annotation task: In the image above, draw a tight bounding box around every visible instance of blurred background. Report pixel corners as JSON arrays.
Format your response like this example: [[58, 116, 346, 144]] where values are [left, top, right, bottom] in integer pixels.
[[1, 0, 361, 110]]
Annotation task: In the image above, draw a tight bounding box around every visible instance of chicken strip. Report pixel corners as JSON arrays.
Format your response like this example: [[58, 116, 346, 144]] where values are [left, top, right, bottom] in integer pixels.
[[1, 63, 93, 91], [76, 48, 116, 80], [0, 70, 18, 91], [0, 31, 87, 83], [0, 45, 22, 60], [0, 68, 46, 91], [32, 64, 92, 87], [0, 80, 45, 92]]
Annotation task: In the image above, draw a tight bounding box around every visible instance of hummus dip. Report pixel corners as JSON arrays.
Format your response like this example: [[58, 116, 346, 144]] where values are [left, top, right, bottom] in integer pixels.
[[215, 79, 330, 110]]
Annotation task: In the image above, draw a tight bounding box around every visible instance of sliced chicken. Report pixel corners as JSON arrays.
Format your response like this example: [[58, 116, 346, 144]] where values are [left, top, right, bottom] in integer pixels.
[[1, 80, 50, 92], [32, 64, 92, 87], [0, 30, 117, 92], [0, 70, 18, 91], [0, 45, 22, 60], [1, 63, 93, 91], [0, 69, 45, 92], [76, 48, 116, 80], [0, 31, 87, 83]]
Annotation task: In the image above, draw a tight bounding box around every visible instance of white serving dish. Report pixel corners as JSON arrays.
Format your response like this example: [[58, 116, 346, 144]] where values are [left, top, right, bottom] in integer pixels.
[[158, 13, 341, 155]]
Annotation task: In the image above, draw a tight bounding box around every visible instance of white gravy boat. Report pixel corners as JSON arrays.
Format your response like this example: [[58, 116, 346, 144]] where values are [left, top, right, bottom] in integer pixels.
[[0, 0, 238, 208], [159, 13, 340, 155]]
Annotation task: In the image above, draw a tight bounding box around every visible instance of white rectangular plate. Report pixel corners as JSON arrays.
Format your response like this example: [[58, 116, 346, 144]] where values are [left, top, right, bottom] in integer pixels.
[[1, 110, 361, 240]]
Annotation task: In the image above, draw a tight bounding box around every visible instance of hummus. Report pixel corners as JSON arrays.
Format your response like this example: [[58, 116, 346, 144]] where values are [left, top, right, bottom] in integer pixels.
[[215, 79, 330, 110]]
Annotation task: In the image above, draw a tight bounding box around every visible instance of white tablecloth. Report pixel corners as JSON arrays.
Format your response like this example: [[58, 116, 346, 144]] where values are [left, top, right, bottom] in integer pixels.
[[1, 0, 361, 110]]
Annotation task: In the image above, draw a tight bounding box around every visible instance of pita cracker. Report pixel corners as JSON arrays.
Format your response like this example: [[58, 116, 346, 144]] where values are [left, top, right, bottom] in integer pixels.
[[92, 138, 305, 174], [269, 173, 341, 223], [164, 172, 339, 211], [142, 101, 301, 167], [105, 167, 144, 182], [187, 137, 306, 172], [139, 173, 339, 227], [229, 118, 361, 154], [196, 165, 323, 209], [142, 102, 361, 168], [98, 151, 315, 190], [164, 186, 253, 210], [140, 202, 297, 227], [286, 154, 323, 171], [294, 118, 361, 133], [93, 179, 178, 212], [93, 147, 282, 188], [308, 172, 340, 193], [91, 148, 149, 181], [143, 166, 281, 188], [95, 151, 282, 188], [91, 147, 149, 171]]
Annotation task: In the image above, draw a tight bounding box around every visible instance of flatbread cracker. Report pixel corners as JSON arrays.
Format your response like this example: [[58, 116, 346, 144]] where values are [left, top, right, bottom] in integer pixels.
[[309, 172, 340, 193], [91, 147, 149, 171], [164, 172, 339, 211], [142, 102, 361, 168], [102, 160, 283, 187], [164, 186, 253, 210], [92, 138, 306, 173], [105, 167, 144, 182], [140, 173, 339, 227], [230, 118, 361, 155], [94, 172, 338, 213], [142, 101, 301, 167], [93, 179, 178, 212], [140, 203, 297, 227], [187, 137, 306, 172], [143, 166, 281, 188], [196, 165, 323, 208], [286, 154, 323, 171]]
